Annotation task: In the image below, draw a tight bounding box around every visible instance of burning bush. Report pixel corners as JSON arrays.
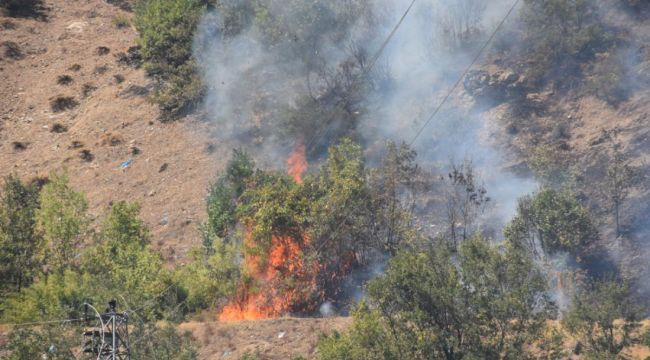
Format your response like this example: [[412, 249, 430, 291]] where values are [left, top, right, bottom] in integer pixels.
[[210, 139, 418, 321]]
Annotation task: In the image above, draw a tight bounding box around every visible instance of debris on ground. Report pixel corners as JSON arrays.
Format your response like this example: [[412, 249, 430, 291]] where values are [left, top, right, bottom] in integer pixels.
[[120, 159, 132, 169]]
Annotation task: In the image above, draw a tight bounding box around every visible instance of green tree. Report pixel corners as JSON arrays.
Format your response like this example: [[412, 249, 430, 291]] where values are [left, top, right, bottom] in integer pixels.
[[2, 324, 79, 360], [368, 141, 420, 254], [521, 0, 610, 84], [36, 172, 88, 272], [562, 279, 641, 358], [0, 175, 42, 294], [175, 232, 240, 312], [504, 188, 598, 256], [135, 0, 206, 119], [205, 149, 255, 241], [310, 138, 377, 297], [82, 201, 170, 318], [320, 237, 550, 359]]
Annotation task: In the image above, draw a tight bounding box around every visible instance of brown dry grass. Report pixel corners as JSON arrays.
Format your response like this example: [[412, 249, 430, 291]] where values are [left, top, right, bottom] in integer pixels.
[[0, 0, 234, 261]]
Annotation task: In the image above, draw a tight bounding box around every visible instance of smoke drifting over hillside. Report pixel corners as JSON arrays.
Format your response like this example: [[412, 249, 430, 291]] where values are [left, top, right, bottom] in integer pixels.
[[193, 0, 650, 312], [194, 0, 533, 223]]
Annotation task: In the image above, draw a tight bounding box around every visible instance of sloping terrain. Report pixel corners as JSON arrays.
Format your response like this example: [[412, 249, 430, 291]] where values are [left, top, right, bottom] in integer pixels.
[[0, 0, 228, 260], [179, 317, 352, 360]]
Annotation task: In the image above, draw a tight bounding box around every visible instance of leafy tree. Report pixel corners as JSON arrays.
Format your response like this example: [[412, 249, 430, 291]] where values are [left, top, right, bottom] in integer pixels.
[[175, 232, 240, 312], [135, 0, 206, 119], [0, 175, 42, 294], [600, 130, 639, 238], [521, 0, 611, 85], [98, 201, 149, 248], [310, 138, 378, 297], [369, 141, 420, 254], [205, 149, 255, 241], [504, 188, 598, 256], [1, 324, 79, 360], [319, 237, 550, 359], [562, 279, 641, 358], [36, 172, 88, 272], [82, 201, 171, 319]]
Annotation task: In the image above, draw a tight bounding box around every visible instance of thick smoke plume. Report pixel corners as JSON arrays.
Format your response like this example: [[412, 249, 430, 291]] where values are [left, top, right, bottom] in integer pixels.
[[194, 0, 534, 224]]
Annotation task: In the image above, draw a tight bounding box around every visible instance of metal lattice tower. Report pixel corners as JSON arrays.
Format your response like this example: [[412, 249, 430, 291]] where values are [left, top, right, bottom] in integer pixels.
[[83, 300, 131, 360]]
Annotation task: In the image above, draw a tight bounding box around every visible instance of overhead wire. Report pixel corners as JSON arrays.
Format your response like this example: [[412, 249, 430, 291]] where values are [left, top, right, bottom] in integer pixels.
[[408, 0, 522, 146], [303, 0, 418, 154]]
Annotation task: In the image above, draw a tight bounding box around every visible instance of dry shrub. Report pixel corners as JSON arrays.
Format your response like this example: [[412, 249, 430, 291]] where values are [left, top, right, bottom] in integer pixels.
[[2, 41, 23, 60], [50, 96, 79, 112], [56, 74, 73, 85]]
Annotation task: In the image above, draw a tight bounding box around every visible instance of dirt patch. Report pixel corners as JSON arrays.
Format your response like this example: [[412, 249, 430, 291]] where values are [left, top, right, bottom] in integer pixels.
[[180, 317, 352, 360]]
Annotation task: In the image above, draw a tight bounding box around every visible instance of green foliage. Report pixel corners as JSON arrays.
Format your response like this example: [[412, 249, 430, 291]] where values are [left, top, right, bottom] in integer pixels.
[[238, 172, 310, 253], [588, 54, 629, 105], [368, 141, 420, 253], [135, 0, 206, 119], [562, 279, 641, 358], [99, 201, 149, 248], [521, 0, 612, 85], [205, 149, 255, 240], [528, 144, 577, 187], [3, 201, 173, 323], [320, 237, 550, 359], [36, 172, 88, 272], [505, 188, 597, 256], [642, 328, 650, 347], [2, 325, 79, 360], [175, 233, 240, 312], [537, 328, 568, 360], [317, 303, 398, 360], [0, 175, 42, 295], [82, 201, 170, 318], [112, 14, 131, 29]]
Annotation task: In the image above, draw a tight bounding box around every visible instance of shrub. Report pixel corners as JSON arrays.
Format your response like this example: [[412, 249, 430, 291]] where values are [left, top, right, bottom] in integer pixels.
[[112, 14, 131, 28], [1, 325, 79, 360], [319, 237, 550, 359], [2, 41, 23, 60], [588, 54, 630, 105], [50, 96, 79, 112], [562, 279, 641, 357], [505, 188, 598, 256], [520, 0, 612, 86], [0, 175, 42, 295], [56, 74, 73, 86], [135, 0, 206, 120], [0, 0, 45, 18], [36, 172, 88, 272]]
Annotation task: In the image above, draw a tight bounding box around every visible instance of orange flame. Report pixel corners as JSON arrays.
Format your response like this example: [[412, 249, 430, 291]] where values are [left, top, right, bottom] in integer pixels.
[[287, 143, 308, 184], [218, 231, 320, 322]]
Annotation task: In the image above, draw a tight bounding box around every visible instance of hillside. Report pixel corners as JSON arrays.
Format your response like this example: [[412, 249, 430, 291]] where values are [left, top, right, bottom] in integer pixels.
[[1, 0, 223, 261], [2, 0, 650, 359]]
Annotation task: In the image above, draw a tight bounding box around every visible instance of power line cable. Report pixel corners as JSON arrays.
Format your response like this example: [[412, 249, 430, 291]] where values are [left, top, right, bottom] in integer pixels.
[[408, 0, 522, 147], [303, 0, 417, 154], [3, 318, 84, 327]]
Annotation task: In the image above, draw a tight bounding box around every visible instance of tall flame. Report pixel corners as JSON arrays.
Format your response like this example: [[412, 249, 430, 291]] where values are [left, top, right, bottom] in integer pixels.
[[219, 143, 314, 322], [218, 230, 320, 322], [287, 143, 308, 184]]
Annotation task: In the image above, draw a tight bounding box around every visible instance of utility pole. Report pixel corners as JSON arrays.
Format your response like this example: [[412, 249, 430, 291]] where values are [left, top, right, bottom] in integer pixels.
[[83, 300, 131, 359]]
